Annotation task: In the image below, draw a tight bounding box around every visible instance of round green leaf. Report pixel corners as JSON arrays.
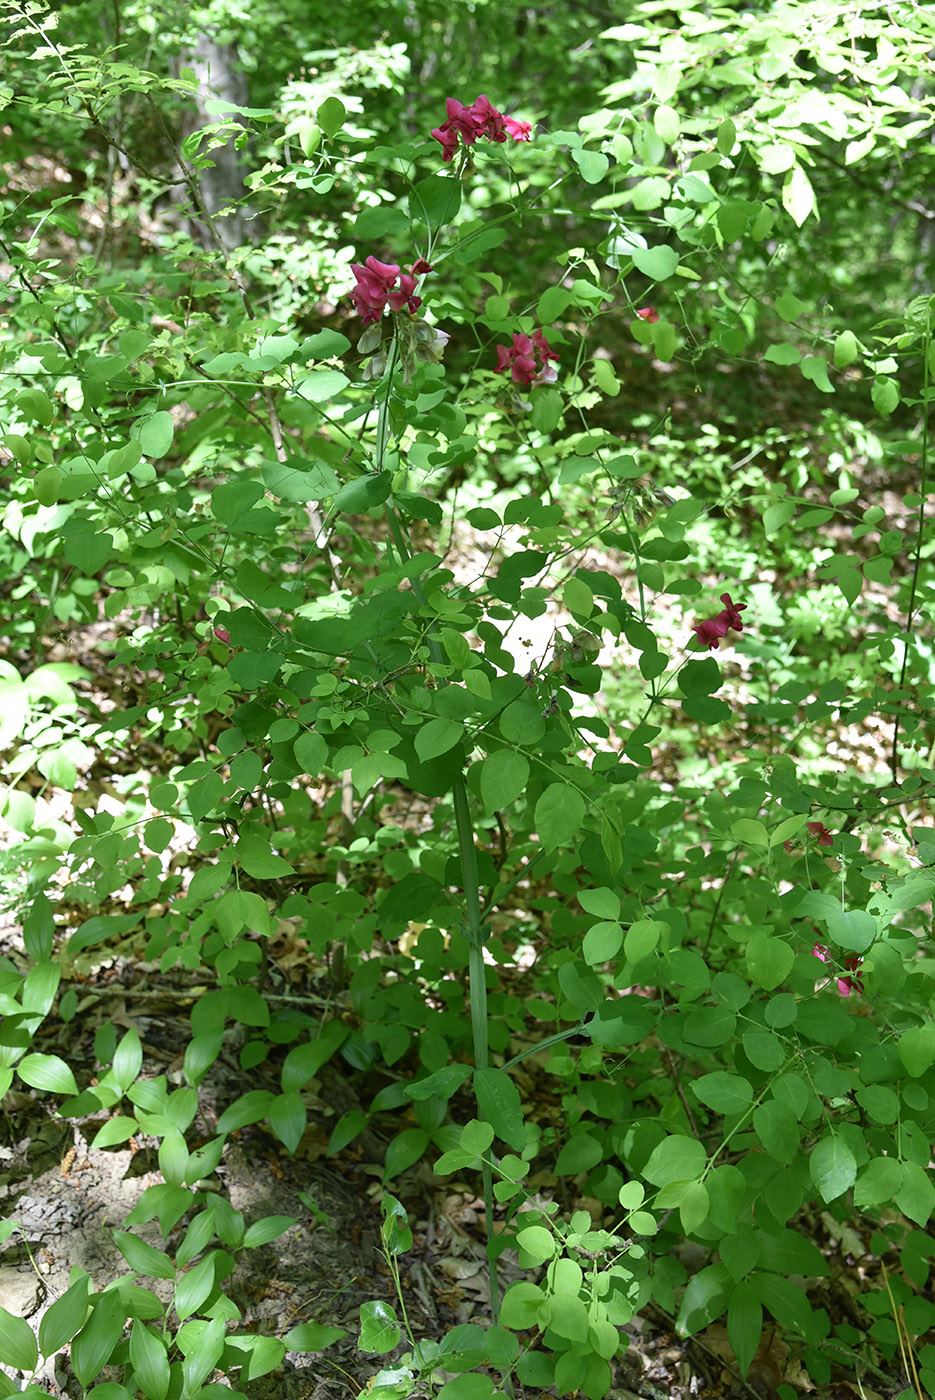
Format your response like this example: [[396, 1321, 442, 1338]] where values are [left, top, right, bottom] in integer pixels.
[[745, 936, 794, 991], [480, 750, 529, 813], [632, 245, 679, 280], [515, 1225, 556, 1263], [535, 782, 586, 851], [136, 411, 174, 459]]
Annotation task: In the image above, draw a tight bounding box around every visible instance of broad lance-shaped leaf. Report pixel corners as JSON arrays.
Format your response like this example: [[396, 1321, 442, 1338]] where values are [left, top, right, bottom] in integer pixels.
[[474, 1067, 525, 1151]]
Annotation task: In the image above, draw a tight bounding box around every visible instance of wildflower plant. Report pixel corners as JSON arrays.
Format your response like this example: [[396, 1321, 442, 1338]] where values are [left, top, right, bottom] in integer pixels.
[[0, 9, 933, 1400]]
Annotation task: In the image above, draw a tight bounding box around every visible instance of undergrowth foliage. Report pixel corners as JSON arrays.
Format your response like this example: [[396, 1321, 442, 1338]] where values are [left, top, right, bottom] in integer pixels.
[[0, 1, 933, 1397]]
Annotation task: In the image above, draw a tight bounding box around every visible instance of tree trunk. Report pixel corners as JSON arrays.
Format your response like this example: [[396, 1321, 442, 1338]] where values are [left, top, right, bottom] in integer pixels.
[[172, 32, 257, 249]]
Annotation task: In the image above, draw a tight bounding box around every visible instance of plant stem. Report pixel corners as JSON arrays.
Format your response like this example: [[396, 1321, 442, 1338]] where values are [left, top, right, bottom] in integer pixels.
[[891, 311, 931, 781]]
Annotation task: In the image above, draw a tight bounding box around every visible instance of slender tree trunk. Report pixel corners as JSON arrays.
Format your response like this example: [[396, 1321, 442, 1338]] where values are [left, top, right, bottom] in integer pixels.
[[172, 32, 257, 249]]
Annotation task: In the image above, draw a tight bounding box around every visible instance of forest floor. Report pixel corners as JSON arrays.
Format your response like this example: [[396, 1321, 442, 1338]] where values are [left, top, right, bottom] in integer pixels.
[[0, 915, 921, 1400]]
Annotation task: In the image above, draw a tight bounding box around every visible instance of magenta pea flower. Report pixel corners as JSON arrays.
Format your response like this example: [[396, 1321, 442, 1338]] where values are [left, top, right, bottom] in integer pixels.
[[494, 328, 558, 387], [691, 592, 747, 650], [432, 94, 533, 162], [812, 942, 864, 996], [784, 820, 835, 855], [349, 256, 430, 324], [636, 306, 660, 322], [504, 115, 533, 142]]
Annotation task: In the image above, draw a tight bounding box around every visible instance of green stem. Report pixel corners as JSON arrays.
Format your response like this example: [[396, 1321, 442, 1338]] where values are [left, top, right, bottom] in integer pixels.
[[891, 312, 931, 781], [378, 371, 501, 1321], [453, 776, 500, 1321]]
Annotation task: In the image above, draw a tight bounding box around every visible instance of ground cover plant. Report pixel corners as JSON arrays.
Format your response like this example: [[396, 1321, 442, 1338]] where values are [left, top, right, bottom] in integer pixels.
[[0, 0, 933, 1396]]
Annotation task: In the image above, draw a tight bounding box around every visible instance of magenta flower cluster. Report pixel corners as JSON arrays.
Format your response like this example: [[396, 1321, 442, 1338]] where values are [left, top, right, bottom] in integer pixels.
[[432, 95, 532, 163], [350, 255, 433, 325], [812, 943, 864, 997], [692, 592, 747, 650], [494, 329, 559, 387]]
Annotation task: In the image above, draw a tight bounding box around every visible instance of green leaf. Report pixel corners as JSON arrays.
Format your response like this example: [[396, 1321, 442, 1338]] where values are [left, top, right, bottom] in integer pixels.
[[294, 730, 328, 774], [745, 936, 794, 991], [333, 471, 392, 514], [499, 1282, 547, 1330], [782, 164, 816, 226], [18, 1053, 77, 1094], [572, 148, 609, 184], [474, 1068, 525, 1152], [378, 872, 443, 933], [752, 1101, 799, 1165], [129, 1321, 170, 1400], [809, 1134, 857, 1203], [281, 1023, 348, 1092], [269, 1091, 306, 1154], [158, 1128, 189, 1187], [328, 1108, 368, 1156], [692, 1073, 753, 1116], [653, 104, 680, 144], [898, 1024, 935, 1078], [38, 1275, 90, 1357], [872, 376, 900, 416], [136, 411, 174, 459], [554, 1131, 602, 1175], [71, 1291, 125, 1387], [583, 920, 623, 965], [535, 782, 586, 851], [545, 1292, 590, 1343], [895, 1162, 935, 1226], [675, 1262, 731, 1337], [410, 174, 462, 228], [515, 1224, 556, 1263], [384, 1127, 431, 1180], [215, 1089, 275, 1133], [854, 1156, 903, 1209], [836, 568, 862, 605], [538, 286, 573, 322], [800, 355, 834, 393], [316, 95, 346, 137], [632, 245, 679, 280], [262, 459, 340, 502], [727, 1287, 762, 1378], [557, 960, 604, 1012], [0, 1305, 39, 1372], [236, 835, 295, 879], [480, 750, 529, 813], [749, 1273, 815, 1338], [415, 718, 464, 762], [826, 908, 876, 954], [624, 919, 661, 963], [113, 1232, 176, 1280], [173, 1252, 218, 1320], [730, 818, 768, 847], [283, 1322, 349, 1351], [359, 1300, 400, 1354], [833, 330, 859, 368], [579, 887, 620, 920], [530, 387, 563, 434], [720, 1223, 759, 1282], [644, 1135, 706, 1187], [243, 1215, 296, 1248], [181, 1316, 225, 1396], [775, 291, 807, 322]]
